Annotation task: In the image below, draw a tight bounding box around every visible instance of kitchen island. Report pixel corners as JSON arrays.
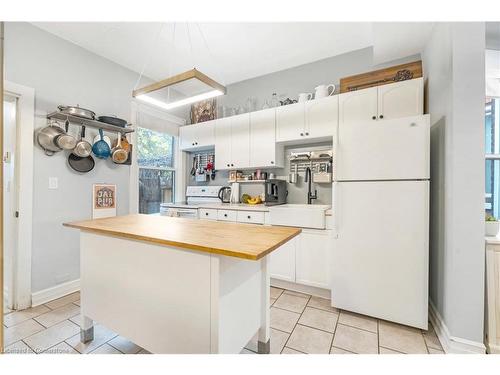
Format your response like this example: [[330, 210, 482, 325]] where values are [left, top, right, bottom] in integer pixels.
[[64, 214, 301, 354]]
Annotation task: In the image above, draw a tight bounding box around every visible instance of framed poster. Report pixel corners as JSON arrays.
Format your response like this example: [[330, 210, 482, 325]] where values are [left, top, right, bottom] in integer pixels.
[[190, 98, 217, 124], [92, 184, 117, 219]]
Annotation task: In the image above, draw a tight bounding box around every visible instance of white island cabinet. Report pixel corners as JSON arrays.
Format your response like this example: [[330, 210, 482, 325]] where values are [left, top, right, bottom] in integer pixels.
[[64, 214, 300, 354]]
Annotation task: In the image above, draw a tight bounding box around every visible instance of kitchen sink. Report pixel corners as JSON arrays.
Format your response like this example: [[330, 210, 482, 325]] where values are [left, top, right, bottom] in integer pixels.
[[267, 204, 330, 229]]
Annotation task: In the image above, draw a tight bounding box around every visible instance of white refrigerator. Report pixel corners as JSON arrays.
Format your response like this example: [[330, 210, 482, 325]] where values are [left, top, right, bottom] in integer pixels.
[[331, 114, 430, 329]]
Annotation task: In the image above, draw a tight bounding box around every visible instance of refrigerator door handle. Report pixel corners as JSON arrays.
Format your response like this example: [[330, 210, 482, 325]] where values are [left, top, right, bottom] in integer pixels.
[[333, 181, 340, 239]]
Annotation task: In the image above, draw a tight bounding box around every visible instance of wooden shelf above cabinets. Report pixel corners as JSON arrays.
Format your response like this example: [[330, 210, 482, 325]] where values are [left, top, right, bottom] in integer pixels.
[[47, 111, 134, 134]]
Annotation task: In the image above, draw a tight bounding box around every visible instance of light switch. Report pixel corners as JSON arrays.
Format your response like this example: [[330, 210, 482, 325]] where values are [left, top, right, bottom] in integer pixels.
[[48, 177, 58, 189]]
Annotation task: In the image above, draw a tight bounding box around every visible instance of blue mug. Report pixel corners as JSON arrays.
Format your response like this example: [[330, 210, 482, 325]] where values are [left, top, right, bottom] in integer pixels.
[[92, 129, 111, 159]]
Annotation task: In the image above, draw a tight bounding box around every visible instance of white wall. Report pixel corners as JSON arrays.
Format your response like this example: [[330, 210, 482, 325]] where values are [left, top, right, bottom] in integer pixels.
[[423, 22, 485, 348], [4, 23, 149, 293]]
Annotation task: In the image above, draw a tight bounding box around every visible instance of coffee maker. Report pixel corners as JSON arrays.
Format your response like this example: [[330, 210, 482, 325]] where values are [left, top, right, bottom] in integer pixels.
[[264, 179, 287, 206]]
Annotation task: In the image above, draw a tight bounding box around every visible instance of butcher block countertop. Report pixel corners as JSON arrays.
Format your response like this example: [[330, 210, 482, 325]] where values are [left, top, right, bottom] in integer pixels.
[[64, 214, 301, 260]]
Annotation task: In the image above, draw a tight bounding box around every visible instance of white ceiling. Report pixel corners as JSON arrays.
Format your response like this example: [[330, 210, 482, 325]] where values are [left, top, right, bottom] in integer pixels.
[[32, 22, 433, 86]]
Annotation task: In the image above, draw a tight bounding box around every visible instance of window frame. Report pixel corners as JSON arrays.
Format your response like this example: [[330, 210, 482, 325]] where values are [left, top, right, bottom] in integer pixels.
[[129, 101, 186, 214]]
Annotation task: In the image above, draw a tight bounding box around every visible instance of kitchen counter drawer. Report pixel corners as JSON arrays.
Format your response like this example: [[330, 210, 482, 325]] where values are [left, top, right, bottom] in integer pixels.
[[217, 209, 238, 222], [199, 208, 217, 220], [236, 211, 265, 225]]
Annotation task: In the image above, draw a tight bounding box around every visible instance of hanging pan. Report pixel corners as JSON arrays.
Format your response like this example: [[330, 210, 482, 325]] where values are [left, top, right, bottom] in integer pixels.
[[68, 153, 95, 173]]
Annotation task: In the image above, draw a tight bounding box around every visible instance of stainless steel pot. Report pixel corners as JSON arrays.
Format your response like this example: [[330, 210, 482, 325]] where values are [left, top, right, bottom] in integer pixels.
[[37, 121, 64, 156], [57, 105, 95, 119], [55, 119, 77, 150], [72, 126, 92, 158]]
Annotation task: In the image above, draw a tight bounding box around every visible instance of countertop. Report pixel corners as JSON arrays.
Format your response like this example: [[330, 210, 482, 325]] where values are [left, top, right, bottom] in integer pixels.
[[64, 214, 301, 260]]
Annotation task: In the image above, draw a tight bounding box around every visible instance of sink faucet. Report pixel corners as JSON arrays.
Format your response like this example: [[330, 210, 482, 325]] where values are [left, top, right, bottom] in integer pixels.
[[305, 167, 317, 205]]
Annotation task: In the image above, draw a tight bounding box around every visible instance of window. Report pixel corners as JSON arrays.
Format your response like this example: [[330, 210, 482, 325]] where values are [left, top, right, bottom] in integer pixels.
[[486, 98, 500, 218], [137, 126, 175, 214]]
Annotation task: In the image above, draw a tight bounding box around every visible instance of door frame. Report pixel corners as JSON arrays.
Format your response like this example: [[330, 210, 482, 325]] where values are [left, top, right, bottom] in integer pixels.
[[4, 81, 35, 310], [129, 101, 186, 214]]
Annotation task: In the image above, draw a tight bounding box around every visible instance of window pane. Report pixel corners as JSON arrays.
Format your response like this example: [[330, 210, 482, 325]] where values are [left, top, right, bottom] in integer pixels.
[[139, 168, 174, 214], [137, 127, 174, 168], [486, 98, 500, 154]]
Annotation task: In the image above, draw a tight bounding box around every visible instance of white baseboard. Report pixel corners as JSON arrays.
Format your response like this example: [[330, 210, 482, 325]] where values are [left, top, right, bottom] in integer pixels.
[[271, 278, 330, 299], [31, 279, 80, 307], [428, 300, 486, 354]]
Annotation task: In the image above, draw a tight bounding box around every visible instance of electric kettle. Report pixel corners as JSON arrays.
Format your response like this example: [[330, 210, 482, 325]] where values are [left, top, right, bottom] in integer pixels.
[[218, 186, 232, 203]]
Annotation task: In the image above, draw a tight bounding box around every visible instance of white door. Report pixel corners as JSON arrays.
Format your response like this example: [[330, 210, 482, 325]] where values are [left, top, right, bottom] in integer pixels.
[[270, 237, 296, 282], [377, 78, 423, 120], [3, 96, 18, 309], [305, 95, 337, 139], [332, 180, 429, 329], [295, 230, 331, 289], [215, 117, 232, 169], [230, 113, 250, 169], [250, 108, 276, 168], [338, 86, 378, 125], [336, 114, 430, 181], [276, 102, 305, 142]]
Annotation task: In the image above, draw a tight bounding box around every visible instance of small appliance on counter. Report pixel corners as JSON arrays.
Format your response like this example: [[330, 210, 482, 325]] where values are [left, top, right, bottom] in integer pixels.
[[265, 179, 287, 206], [218, 186, 232, 203]]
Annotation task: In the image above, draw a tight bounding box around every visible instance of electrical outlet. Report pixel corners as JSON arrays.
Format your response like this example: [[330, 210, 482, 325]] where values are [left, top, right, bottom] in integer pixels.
[[48, 177, 58, 189]]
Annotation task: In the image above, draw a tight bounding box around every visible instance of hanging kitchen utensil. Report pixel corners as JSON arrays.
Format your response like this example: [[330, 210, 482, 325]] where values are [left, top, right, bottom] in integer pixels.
[[68, 153, 95, 173], [72, 126, 92, 158], [97, 115, 128, 127], [122, 144, 133, 165], [55, 117, 77, 150], [57, 105, 95, 119], [92, 129, 111, 159], [37, 120, 65, 156], [112, 134, 130, 152], [93, 133, 111, 148], [111, 132, 128, 164], [190, 156, 196, 176]]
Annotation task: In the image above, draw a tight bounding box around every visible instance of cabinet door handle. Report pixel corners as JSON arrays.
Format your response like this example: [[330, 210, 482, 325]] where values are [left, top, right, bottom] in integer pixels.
[[224, 214, 228, 217], [227, 164, 230, 167], [379, 115, 384, 119], [372, 116, 376, 120], [231, 163, 234, 167], [270, 161, 274, 164], [300, 133, 304, 136], [305, 132, 309, 136], [205, 212, 209, 216], [247, 215, 251, 219]]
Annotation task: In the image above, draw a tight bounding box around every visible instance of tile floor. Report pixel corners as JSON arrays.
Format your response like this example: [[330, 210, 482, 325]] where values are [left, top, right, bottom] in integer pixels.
[[2, 287, 444, 354]]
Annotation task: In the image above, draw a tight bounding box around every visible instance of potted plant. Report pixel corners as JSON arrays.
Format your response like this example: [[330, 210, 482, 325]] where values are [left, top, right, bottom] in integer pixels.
[[486, 214, 500, 237]]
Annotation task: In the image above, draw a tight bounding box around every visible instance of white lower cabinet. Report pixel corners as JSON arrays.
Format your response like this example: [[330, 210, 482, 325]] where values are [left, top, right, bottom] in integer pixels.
[[295, 229, 331, 289], [270, 236, 297, 282], [270, 228, 332, 290]]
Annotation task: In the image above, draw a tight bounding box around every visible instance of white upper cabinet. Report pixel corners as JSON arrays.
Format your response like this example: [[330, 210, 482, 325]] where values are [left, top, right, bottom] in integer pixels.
[[230, 113, 250, 169], [377, 77, 423, 120], [276, 98, 337, 143], [179, 120, 215, 151], [276, 102, 305, 142], [339, 86, 378, 125], [250, 108, 283, 168], [305, 96, 338, 139], [339, 78, 423, 125], [215, 117, 232, 169], [215, 114, 250, 170]]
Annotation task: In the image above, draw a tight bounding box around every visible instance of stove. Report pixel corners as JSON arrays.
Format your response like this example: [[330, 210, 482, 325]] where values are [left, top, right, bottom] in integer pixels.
[[160, 186, 223, 219]]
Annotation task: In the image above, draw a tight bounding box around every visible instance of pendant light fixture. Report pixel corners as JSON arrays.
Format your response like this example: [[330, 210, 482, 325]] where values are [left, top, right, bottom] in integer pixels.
[[132, 23, 226, 110]]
